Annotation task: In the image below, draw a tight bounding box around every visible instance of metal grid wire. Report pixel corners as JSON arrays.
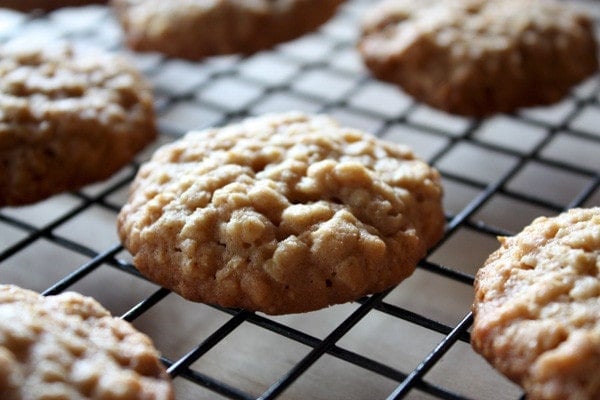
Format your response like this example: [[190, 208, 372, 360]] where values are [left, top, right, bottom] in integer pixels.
[[1, 1, 599, 399]]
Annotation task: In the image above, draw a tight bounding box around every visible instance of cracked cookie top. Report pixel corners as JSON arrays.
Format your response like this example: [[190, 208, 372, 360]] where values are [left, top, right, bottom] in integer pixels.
[[472, 207, 600, 400], [0, 285, 173, 400], [358, 0, 598, 116], [118, 112, 444, 314], [112, 0, 345, 60], [0, 42, 156, 206]]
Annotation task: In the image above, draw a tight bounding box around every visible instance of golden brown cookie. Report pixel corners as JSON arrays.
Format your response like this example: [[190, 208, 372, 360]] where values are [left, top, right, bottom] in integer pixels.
[[111, 0, 345, 60], [0, 42, 156, 207], [0, 284, 173, 400], [472, 207, 600, 400], [358, 0, 599, 117], [1, 1, 107, 12], [117, 112, 445, 315]]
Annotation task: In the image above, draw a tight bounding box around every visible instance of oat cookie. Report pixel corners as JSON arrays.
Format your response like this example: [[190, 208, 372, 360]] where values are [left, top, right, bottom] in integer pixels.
[[472, 208, 600, 400], [358, 0, 599, 116], [118, 112, 444, 315], [0, 284, 173, 400], [1, 1, 107, 12], [111, 0, 345, 60], [0, 42, 156, 207]]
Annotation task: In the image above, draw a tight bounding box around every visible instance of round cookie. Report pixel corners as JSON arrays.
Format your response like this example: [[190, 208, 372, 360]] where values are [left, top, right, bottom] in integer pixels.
[[111, 0, 345, 60], [0, 42, 156, 207], [1, 1, 107, 12], [472, 208, 600, 400], [0, 284, 173, 399], [358, 0, 599, 117], [118, 112, 445, 315]]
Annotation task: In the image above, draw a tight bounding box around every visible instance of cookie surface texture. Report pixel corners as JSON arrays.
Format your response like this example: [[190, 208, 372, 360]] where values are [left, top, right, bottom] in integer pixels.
[[118, 112, 445, 314], [0, 42, 156, 206], [472, 207, 600, 400], [0, 284, 173, 400], [358, 0, 599, 116], [111, 0, 345, 60]]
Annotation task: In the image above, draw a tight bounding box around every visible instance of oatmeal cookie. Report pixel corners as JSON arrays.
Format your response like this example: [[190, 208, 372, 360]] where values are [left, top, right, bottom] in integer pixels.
[[117, 112, 445, 315], [0, 284, 173, 400], [358, 0, 599, 116], [111, 0, 345, 60], [1, 0, 107, 12], [0, 42, 156, 207], [472, 208, 600, 400]]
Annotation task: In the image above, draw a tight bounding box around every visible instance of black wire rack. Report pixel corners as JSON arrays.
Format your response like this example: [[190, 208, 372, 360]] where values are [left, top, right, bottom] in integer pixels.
[[1, 1, 599, 399]]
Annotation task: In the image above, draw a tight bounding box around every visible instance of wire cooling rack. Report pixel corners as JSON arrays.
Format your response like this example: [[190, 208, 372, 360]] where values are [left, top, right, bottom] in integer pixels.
[[1, 1, 599, 399]]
